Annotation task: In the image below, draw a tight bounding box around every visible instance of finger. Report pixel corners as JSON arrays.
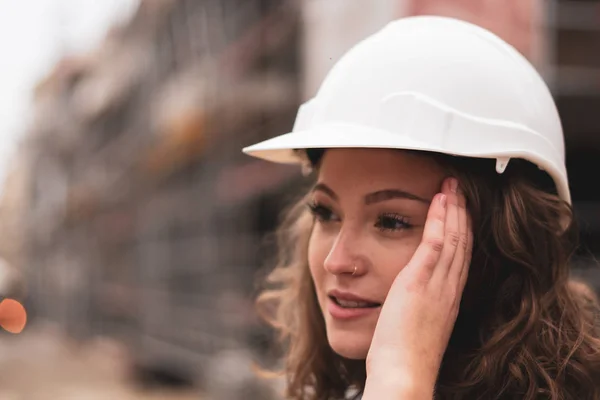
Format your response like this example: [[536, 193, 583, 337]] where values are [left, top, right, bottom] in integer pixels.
[[402, 192, 447, 281], [447, 182, 468, 284], [458, 213, 473, 291], [432, 178, 461, 282]]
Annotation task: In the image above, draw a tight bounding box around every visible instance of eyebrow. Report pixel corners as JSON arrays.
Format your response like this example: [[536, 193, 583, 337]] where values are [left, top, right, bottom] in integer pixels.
[[312, 183, 430, 205]]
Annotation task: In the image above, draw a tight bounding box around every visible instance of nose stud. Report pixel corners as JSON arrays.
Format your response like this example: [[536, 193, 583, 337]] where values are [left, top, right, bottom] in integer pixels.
[[352, 264, 357, 276]]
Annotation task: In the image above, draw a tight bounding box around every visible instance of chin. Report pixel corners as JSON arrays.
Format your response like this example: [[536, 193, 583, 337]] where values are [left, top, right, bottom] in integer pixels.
[[327, 328, 371, 360]]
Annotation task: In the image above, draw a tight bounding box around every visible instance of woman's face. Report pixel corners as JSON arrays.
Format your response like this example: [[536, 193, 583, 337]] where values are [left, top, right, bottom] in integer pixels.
[[308, 148, 446, 359]]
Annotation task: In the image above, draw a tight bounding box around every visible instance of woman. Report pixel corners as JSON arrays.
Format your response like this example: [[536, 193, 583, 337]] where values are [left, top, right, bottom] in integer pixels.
[[243, 16, 600, 399]]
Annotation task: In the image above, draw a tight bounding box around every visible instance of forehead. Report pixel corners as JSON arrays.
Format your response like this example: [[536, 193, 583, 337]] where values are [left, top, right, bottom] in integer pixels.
[[317, 148, 446, 196]]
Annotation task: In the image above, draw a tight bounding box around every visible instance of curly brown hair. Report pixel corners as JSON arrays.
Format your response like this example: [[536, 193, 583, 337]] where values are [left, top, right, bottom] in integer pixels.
[[256, 152, 600, 400]]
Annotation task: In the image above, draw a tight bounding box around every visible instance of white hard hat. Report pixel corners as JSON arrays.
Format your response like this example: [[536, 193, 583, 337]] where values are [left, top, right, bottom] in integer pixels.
[[243, 16, 570, 203]]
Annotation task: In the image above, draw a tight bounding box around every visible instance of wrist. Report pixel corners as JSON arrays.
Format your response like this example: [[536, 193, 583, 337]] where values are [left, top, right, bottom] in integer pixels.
[[363, 373, 434, 400]]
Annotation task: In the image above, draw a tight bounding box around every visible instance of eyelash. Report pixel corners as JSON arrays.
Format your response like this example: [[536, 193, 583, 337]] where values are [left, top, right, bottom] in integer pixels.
[[376, 212, 413, 232], [306, 202, 413, 232], [307, 202, 338, 223]]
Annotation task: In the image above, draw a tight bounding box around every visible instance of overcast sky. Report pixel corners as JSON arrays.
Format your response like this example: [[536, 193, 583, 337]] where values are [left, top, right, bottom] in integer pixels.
[[0, 0, 140, 194]]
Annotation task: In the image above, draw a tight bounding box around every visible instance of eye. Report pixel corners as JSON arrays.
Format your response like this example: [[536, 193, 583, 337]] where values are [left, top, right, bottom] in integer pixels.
[[375, 213, 412, 232], [307, 202, 340, 223]]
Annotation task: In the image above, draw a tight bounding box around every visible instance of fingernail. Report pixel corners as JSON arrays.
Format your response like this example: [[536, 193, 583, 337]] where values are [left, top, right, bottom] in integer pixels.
[[439, 193, 447, 208], [450, 178, 458, 193]]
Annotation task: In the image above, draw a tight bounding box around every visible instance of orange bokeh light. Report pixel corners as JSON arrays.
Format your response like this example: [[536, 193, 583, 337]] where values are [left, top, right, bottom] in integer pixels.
[[0, 299, 27, 334]]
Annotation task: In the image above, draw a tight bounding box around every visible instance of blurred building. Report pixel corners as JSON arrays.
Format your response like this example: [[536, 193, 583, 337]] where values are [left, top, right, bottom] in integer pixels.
[[19, 0, 303, 393], [547, 0, 600, 272], [5, 0, 600, 396], [0, 157, 30, 286]]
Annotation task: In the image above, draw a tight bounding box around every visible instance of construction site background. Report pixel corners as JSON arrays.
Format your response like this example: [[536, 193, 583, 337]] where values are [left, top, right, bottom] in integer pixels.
[[0, 0, 599, 399]]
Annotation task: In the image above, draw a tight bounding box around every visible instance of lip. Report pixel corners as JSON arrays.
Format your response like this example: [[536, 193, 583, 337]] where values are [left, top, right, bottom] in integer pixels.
[[326, 290, 382, 320], [327, 290, 379, 304]]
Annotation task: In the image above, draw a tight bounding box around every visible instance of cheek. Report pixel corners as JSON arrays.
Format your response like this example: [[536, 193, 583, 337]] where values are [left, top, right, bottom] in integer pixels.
[[308, 229, 329, 286], [375, 236, 422, 284]]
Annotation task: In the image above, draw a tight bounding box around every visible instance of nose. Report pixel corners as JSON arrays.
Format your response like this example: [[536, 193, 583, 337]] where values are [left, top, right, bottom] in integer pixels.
[[323, 228, 361, 276]]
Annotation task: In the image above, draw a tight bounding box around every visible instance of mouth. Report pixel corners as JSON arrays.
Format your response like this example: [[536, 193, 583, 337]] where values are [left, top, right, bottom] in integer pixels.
[[328, 295, 381, 309]]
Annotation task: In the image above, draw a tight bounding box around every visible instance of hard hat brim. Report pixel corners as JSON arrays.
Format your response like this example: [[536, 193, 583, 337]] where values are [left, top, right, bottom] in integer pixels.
[[243, 123, 451, 164], [245, 122, 516, 164]]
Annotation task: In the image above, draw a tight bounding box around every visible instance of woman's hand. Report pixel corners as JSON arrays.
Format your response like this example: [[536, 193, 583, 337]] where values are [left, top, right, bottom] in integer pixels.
[[363, 177, 473, 399]]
